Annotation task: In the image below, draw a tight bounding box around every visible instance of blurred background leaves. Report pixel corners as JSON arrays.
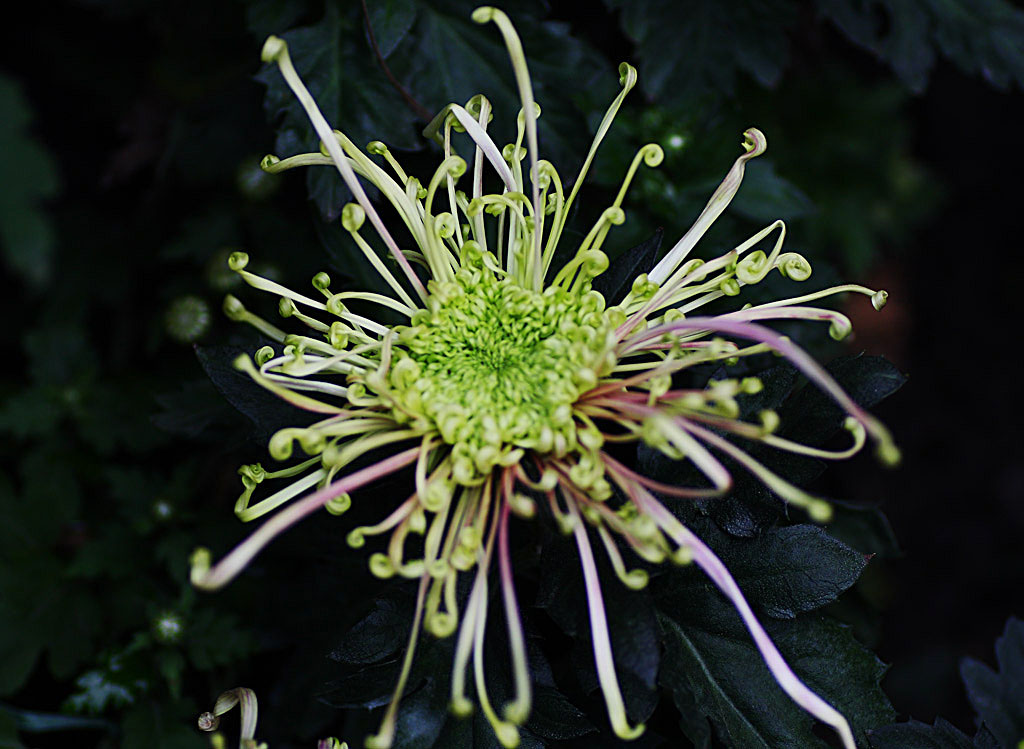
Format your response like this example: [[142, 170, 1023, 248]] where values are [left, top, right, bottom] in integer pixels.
[[1, 0, 1022, 746]]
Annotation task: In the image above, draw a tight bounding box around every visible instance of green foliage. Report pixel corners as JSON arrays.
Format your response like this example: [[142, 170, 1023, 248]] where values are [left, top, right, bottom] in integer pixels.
[[606, 0, 796, 107], [608, 0, 1024, 103], [869, 718, 981, 748], [868, 618, 1024, 747], [0, 73, 59, 287], [819, 0, 1024, 93], [659, 613, 891, 748], [960, 618, 1024, 747]]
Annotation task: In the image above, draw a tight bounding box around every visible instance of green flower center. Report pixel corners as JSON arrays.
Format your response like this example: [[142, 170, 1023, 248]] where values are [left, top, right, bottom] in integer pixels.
[[381, 261, 617, 480]]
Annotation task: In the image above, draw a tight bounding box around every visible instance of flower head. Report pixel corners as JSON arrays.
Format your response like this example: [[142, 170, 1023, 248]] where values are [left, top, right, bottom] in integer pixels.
[[191, 8, 897, 749]]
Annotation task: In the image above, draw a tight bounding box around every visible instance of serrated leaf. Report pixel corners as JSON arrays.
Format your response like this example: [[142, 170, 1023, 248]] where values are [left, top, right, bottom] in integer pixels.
[[607, 0, 795, 106], [655, 520, 868, 620], [960, 617, 1024, 748], [658, 605, 893, 748], [817, 0, 1024, 93], [867, 717, 975, 748], [0, 551, 101, 695], [779, 355, 907, 447]]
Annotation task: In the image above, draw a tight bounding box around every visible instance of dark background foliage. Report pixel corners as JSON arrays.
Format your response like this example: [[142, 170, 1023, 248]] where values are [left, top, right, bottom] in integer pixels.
[[1, 0, 1023, 746]]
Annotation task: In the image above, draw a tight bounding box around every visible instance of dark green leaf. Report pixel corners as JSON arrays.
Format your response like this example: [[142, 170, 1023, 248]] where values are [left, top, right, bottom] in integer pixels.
[[391, 675, 448, 749], [867, 717, 975, 748], [328, 593, 412, 665], [367, 0, 419, 59], [827, 503, 900, 558], [654, 520, 868, 620], [665, 678, 714, 749], [319, 659, 399, 709], [524, 684, 595, 741], [658, 606, 893, 748], [779, 355, 907, 447], [960, 617, 1024, 748], [731, 160, 814, 222], [606, 0, 796, 106], [432, 710, 545, 749], [818, 0, 1024, 93]]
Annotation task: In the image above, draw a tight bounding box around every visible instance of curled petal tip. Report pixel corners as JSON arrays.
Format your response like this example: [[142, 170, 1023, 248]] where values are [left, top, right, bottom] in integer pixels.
[[341, 203, 366, 232], [502, 700, 530, 725], [742, 127, 767, 157], [877, 440, 901, 466], [828, 318, 852, 341], [261, 35, 287, 63], [471, 6, 498, 23], [624, 569, 649, 590], [618, 62, 638, 88], [364, 734, 392, 749], [228, 251, 249, 271], [189, 547, 213, 589], [612, 720, 646, 741], [640, 143, 664, 167], [494, 723, 520, 748], [808, 499, 833, 523], [450, 697, 474, 717]]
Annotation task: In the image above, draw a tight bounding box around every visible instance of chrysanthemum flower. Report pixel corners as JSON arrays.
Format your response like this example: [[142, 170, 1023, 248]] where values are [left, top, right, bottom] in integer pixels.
[[190, 8, 898, 749]]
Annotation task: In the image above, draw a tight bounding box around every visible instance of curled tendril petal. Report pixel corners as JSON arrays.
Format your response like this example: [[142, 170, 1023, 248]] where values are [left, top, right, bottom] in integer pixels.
[[650, 128, 769, 285], [776, 251, 812, 281], [198, 688, 267, 749]]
